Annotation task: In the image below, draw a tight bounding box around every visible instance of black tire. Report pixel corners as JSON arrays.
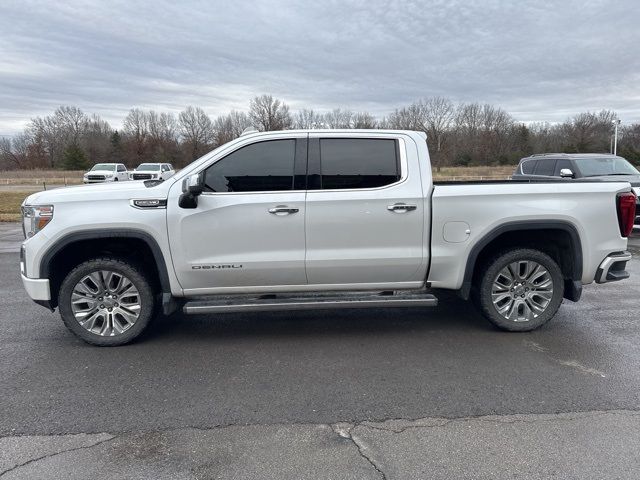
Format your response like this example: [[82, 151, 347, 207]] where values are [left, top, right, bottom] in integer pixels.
[[58, 257, 156, 346], [476, 248, 564, 332]]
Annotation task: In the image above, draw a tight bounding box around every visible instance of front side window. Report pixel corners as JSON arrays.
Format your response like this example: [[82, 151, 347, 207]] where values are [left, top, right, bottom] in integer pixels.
[[204, 139, 295, 192], [319, 138, 400, 189], [554, 159, 573, 176]]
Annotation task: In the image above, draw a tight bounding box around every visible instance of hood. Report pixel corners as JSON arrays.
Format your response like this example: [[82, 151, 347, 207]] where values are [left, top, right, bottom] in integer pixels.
[[583, 174, 640, 187], [24, 178, 174, 205]]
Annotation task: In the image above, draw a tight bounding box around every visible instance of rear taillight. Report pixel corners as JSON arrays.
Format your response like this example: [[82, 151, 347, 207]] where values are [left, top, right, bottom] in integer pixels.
[[617, 192, 637, 238]]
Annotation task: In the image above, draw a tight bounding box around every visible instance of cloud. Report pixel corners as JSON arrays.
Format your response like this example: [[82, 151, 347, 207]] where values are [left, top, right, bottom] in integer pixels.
[[1, 0, 639, 134]]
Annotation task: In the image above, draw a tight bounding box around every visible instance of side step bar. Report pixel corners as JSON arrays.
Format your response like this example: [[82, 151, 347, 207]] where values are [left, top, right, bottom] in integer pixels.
[[183, 291, 438, 315]]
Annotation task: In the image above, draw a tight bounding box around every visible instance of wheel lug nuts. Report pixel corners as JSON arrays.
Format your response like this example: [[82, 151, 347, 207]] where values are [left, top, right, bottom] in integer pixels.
[[108, 308, 112, 312], [100, 304, 104, 309]]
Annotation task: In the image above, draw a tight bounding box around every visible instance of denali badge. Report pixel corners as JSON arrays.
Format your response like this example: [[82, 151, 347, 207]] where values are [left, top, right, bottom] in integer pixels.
[[192, 264, 243, 270]]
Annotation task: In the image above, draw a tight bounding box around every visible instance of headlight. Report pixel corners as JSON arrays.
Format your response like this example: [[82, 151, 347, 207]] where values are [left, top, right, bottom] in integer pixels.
[[22, 205, 54, 239], [105, 174, 114, 178]]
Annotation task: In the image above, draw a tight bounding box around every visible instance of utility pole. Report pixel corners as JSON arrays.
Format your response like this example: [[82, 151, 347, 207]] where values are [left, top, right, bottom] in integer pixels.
[[612, 119, 621, 156]]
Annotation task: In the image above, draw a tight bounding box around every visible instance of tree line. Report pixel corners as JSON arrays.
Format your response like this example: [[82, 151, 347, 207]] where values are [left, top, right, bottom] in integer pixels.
[[1, 94, 639, 171]]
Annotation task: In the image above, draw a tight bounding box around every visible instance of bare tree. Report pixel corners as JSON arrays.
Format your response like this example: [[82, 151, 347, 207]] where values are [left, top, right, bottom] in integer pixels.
[[249, 95, 292, 131], [386, 102, 427, 131], [83, 114, 113, 164], [323, 109, 353, 128], [55, 106, 89, 146], [293, 109, 324, 129], [213, 110, 251, 145], [0, 137, 25, 169], [562, 110, 617, 153], [178, 106, 215, 160], [123, 108, 149, 166], [147, 111, 179, 162], [352, 112, 377, 129], [423, 97, 455, 169]]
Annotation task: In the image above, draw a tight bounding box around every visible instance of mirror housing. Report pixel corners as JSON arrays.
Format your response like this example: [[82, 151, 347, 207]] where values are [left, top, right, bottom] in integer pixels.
[[560, 168, 574, 178], [179, 173, 205, 209]]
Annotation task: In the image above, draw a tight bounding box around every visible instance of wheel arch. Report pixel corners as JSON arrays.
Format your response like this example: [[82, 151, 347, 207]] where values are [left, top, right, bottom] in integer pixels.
[[40, 229, 171, 308], [459, 220, 583, 302]]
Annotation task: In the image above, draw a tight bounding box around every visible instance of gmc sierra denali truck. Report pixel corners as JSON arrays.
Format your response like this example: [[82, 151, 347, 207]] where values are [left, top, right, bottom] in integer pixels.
[[20, 130, 636, 346]]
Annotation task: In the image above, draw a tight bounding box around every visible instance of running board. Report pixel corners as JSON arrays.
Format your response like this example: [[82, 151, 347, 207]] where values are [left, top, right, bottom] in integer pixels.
[[183, 291, 438, 315]]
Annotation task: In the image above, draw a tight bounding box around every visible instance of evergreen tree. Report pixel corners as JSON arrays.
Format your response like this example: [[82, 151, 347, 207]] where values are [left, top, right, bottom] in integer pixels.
[[110, 130, 124, 163], [60, 144, 89, 170]]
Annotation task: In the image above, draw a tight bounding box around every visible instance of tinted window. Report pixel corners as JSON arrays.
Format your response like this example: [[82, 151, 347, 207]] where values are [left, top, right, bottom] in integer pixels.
[[117, 165, 126, 172], [520, 159, 536, 174], [534, 159, 556, 176], [204, 139, 295, 192], [320, 139, 399, 189], [554, 159, 573, 176]]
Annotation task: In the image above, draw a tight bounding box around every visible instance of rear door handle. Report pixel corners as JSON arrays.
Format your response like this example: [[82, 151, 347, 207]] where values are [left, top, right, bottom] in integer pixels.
[[268, 206, 299, 215], [387, 203, 417, 213]]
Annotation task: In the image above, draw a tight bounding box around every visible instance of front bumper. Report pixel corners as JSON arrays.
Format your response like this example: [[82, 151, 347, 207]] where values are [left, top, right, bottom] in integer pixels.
[[595, 251, 632, 284], [21, 274, 51, 301]]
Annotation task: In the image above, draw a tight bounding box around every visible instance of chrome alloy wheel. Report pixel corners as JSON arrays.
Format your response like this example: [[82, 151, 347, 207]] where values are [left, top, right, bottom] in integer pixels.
[[70, 270, 141, 336], [491, 260, 554, 322]]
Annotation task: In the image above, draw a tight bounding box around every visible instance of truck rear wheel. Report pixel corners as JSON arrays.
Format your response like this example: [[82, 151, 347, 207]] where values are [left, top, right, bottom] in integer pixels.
[[476, 248, 564, 331], [58, 257, 156, 346]]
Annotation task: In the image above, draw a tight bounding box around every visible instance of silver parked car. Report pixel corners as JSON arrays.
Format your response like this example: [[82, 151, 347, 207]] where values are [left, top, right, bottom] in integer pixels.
[[83, 163, 129, 183]]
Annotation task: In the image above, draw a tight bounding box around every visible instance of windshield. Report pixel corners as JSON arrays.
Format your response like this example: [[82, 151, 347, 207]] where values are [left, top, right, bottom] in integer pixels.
[[580, 157, 639, 177], [91, 164, 116, 171], [136, 164, 160, 171]]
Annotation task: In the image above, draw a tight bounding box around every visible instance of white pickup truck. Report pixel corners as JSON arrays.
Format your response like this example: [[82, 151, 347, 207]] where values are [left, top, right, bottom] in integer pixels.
[[20, 130, 636, 346]]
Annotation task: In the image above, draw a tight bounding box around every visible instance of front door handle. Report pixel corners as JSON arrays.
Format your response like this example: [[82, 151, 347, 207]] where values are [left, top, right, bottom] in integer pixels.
[[387, 203, 417, 213], [268, 206, 299, 215]]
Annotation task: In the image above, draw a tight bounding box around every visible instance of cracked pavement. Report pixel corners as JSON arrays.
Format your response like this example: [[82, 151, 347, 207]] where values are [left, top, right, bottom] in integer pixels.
[[1, 227, 639, 479]]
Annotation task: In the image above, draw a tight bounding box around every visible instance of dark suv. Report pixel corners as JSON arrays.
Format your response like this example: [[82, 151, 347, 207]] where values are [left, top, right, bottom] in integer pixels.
[[513, 153, 639, 227]]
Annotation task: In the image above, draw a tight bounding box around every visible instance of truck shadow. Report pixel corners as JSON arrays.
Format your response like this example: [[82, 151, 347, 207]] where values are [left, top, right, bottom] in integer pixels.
[[144, 292, 500, 343]]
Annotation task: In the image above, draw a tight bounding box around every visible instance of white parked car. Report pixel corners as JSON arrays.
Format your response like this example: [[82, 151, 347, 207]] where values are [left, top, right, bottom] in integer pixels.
[[20, 129, 636, 346], [130, 163, 175, 181], [83, 163, 129, 183]]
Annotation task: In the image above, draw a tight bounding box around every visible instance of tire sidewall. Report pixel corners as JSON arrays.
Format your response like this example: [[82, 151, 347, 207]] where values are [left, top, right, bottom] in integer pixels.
[[479, 248, 564, 332], [58, 258, 155, 346]]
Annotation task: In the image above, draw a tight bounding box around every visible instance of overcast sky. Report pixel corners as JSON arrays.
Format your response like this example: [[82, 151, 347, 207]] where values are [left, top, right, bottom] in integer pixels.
[[1, 0, 639, 134]]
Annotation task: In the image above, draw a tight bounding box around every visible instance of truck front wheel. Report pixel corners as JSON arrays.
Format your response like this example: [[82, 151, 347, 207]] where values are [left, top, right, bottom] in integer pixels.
[[58, 257, 156, 346], [476, 248, 564, 332]]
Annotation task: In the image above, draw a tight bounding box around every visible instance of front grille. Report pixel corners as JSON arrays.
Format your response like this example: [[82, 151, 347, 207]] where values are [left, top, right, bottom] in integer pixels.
[[132, 173, 153, 180], [87, 175, 105, 181]]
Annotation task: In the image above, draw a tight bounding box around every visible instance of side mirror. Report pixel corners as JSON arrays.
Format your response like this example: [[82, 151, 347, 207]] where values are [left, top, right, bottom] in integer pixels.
[[560, 168, 574, 178], [179, 173, 205, 209]]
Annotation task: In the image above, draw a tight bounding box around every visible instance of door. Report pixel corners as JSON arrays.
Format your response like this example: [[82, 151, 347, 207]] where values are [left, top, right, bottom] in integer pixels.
[[167, 136, 308, 293], [304, 134, 426, 286], [117, 164, 128, 181]]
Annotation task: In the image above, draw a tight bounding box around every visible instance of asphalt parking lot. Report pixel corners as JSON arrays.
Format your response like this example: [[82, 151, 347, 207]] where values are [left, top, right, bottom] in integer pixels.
[[1, 225, 639, 479]]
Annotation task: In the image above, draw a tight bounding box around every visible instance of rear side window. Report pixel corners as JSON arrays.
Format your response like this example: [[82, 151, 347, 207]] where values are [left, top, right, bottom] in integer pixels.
[[319, 138, 400, 189], [533, 159, 556, 176], [520, 160, 536, 174], [203, 139, 295, 192]]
